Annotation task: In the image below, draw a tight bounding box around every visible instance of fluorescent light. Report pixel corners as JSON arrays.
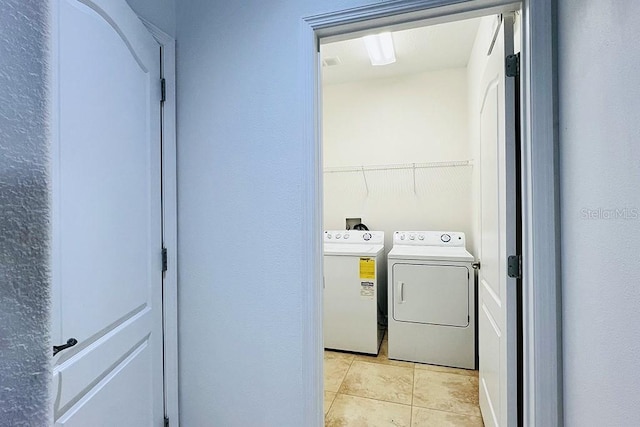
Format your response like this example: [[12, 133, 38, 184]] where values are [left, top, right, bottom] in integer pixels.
[[363, 32, 396, 66]]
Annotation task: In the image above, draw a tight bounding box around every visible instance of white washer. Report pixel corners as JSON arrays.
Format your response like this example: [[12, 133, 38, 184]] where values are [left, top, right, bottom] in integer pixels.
[[323, 230, 385, 354], [387, 231, 476, 369]]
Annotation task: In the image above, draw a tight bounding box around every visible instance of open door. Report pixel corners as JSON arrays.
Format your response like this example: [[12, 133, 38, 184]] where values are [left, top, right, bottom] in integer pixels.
[[477, 13, 518, 427], [51, 0, 164, 425]]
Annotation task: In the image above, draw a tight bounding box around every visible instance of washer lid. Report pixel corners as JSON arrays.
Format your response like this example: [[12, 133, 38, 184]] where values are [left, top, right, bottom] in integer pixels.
[[388, 245, 474, 262]]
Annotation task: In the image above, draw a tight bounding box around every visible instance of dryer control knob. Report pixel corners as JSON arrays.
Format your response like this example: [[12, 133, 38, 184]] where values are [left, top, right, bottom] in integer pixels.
[[418, 234, 425, 240], [326, 233, 332, 239], [409, 234, 415, 240], [336, 233, 342, 239], [441, 233, 451, 243], [343, 233, 350, 239], [400, 234, 405, 240]]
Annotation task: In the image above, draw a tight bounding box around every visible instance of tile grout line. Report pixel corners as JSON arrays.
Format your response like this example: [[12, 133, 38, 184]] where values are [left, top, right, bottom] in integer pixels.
[[327, 355, 354, 421], [326, 391, 337, 419], [337, 390, 413, 408], [325, 352, 355, 421], [336, 355, 356, 394], [410, 363, 416, 426]]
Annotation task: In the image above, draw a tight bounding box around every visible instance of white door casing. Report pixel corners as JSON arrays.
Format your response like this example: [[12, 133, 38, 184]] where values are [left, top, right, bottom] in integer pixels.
[[477, 14, 517, 427], [51, 0, 164, 425], [303, 2, 560, 425]]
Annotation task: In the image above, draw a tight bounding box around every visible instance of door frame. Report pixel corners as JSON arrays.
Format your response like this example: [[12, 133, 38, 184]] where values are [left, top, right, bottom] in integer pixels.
[[300, 1, 561, 426], [138, 19, 179, 427]]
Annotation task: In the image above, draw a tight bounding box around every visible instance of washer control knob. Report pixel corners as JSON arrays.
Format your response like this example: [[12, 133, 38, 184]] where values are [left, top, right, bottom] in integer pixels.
[[343, 233, 350, 239], [441, 233, 451, 243], [400, 234, 405, 240], [335, 233, 342, 239], [409, 234, 415, 240], [418, 234, 425, 240], [326, 233, 332, 239], [363, 232, 372, 241]]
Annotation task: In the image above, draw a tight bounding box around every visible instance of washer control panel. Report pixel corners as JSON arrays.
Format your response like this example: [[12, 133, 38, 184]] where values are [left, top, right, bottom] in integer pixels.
[[393, 231, 465, 247], [324, 230, 384, 245]]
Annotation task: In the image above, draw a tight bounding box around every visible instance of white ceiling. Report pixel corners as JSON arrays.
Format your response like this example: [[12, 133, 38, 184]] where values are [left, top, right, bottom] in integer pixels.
[[321, 17, 482, 85]]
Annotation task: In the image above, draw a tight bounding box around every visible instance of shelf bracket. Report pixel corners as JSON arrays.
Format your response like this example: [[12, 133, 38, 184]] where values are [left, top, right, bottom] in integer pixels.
[[361, 166, 369, 195]]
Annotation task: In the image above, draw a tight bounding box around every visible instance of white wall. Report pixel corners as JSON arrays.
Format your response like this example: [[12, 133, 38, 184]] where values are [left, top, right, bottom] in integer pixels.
[[323, 70, 470, 165], [558, 1, 640, 425], [323, 69, 474, 253]]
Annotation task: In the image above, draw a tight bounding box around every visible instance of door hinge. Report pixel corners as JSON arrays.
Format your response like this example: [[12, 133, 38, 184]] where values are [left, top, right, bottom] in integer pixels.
[[507, 255, 522, 279], [164, 416, 170, 427], [162, 247, 168, 272], [506, 53, 520, 78], [160, 78, 166, 103]]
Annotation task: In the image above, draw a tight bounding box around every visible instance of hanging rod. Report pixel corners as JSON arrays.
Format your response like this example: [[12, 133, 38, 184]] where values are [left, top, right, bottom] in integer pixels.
[[323, 160, 472, 174]]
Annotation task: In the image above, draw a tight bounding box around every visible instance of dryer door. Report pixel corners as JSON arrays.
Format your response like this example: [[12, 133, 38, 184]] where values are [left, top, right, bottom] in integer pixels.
[[392, 263, 469, 327]]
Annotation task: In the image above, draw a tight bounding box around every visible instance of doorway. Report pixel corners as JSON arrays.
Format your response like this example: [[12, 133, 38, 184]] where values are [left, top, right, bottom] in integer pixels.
[[317, 7, 521, 427]]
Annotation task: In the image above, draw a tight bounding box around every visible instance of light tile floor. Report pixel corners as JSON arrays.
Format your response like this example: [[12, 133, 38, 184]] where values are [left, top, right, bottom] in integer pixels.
[[324, 335, 484, 427]]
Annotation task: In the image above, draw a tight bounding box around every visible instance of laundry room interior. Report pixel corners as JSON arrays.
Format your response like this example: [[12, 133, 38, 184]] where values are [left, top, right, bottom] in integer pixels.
[[321, 11, 520, 424]]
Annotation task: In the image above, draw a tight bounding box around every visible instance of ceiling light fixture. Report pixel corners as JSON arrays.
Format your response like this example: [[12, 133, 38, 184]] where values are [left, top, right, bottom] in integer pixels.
[[363, 32, 396, 66]]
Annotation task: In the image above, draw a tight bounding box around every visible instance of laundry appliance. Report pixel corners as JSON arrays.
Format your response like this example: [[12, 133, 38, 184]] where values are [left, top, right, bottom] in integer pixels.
[[323, 230, 385, 355], [387, 231, 475, 369]]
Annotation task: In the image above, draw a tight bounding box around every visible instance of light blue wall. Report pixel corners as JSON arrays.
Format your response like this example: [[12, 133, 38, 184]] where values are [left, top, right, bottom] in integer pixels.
[[0, 0, 51, 424], [127, 0, 176, 37], [558, 1, 640, 425], [175, 0, 373, 425], [176, 0, 640, 425]]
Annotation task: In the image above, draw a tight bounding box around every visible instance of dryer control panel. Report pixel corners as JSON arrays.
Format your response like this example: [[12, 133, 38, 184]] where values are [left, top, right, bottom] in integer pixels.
[[393, 231, 466, 247]]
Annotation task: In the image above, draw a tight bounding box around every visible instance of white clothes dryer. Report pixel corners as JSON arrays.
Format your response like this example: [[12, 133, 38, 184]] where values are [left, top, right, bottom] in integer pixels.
[[323, 230, 385, 355], [387, 231, 476, 369]]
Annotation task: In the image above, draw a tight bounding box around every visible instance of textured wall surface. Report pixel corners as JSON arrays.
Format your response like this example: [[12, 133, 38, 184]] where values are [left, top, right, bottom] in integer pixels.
[[558, 0, 640, 425], [0, 0, 51, 425]]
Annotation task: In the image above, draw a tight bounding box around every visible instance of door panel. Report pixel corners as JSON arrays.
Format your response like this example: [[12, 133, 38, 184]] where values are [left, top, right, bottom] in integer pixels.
[[56, 341, 154, 427], [51, 0, 163, 425], [478, 14, 517, 427], [479, 301, 501, 420], [392, 264, 469, 327]]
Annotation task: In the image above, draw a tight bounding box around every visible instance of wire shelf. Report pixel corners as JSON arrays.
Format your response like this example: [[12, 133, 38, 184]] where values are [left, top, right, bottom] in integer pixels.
[[323, 160, 472, 174]]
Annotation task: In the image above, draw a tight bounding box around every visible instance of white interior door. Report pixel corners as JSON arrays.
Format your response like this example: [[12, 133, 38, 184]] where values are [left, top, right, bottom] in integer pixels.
[[51, 0, 164, 425], [477, 14, 517, 427]]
